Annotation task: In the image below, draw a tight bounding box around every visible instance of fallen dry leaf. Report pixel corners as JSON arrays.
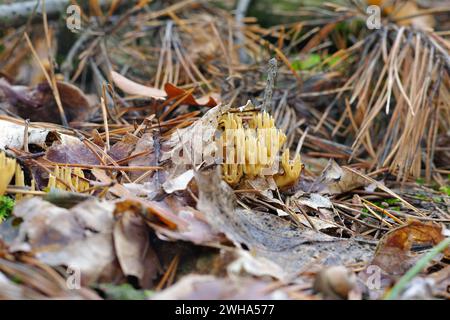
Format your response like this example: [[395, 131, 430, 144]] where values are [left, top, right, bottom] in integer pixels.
[[111, 71, 217, 107], [310, 160, 368, 194], [164, 83, 217, 107], [371, 220, 450, 275], [45, 138, 100, 165], [114, 207, 161, 289], [162, 169, 194, 194], [0, 79, 91, 124], [195, 168, 375, 281], [358, 221, 449, 299], [8, 197, 119, 285], [111, 71, 166, 100]]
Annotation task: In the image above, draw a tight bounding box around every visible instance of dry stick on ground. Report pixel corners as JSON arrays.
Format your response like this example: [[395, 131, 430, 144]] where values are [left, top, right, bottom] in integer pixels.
[[43, 0, 69, 126], [156, 254, 180, 291]]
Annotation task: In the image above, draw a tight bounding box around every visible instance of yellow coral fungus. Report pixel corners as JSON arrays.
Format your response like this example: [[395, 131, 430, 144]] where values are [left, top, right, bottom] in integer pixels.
[[218, 110, 301, 187], [0, 151, 16, 196], [47, 166, 90, 192], [274, 149, 303, 188], [14, 164, 25, 201]]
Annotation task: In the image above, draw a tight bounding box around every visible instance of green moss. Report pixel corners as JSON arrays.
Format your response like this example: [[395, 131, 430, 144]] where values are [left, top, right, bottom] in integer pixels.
[[415, 178, 425, 185], [414, 194, 428, 201], [439, 186, 450, 197], [0, 196, 14, 222], [98, 283, 153, 300], [292, 54, 322, 71], [292, 53, 342, 72], [10, 275, 22, 284], [385, 198, 400, 205]]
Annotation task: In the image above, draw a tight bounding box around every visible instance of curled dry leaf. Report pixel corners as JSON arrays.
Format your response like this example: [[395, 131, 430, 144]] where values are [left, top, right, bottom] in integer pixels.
[[111, 71, 217, 107], [114, 206, 161, 289], [227, 250, 286, 280], [162, 169, 194, 194], [115, 198, 179, 231], [111, 71, 166, 100], [311, 159, 368, 194], [117, 198, 221, 245], [45, 138, 100, 165], [368, 0, 435, 29], [164, 83, 217, 107], [0, 79, 91, 124], [151, 206, 222, 245], [359, 221, 449, 299], [371, 220, 450, 275], [0, 258, 100, 300], [162, 103, 230, 167], [295, 193, 332, 210]]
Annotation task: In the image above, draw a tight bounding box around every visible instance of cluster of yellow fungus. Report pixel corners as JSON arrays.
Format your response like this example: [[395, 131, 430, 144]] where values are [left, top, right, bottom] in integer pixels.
[[218, 111, 302, 188], [0, 151, 35, 200], [14, 162, 36, 201], [0, 151, 16, 196], [47, 166, 89, 192]]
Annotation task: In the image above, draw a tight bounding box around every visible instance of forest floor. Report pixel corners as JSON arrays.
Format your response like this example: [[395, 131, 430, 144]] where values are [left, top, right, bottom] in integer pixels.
[[0, 0, 449, 300]]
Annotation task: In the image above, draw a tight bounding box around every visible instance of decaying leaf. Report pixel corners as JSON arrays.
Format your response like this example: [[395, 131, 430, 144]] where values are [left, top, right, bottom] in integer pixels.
[[0, 0, 448, 301], [122, 197, 222, 245], [358, 221, 450, 299], [162, 169, 194, 194], [195, 168, 375, 281], [0, 257, 100, 300], [8, 197, 118, 285], [111, 71, 166, 100], [311, 160, 368, 194], [114, 206, 161, 289], [111, 71, 217, 107], [368, 0, 436, 29], [6, 197, 163, 287], [164, 83, 217, 107], [0, 79, 91, 124], [371, 220, 450, 275], [296, 193, 332, 210]]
